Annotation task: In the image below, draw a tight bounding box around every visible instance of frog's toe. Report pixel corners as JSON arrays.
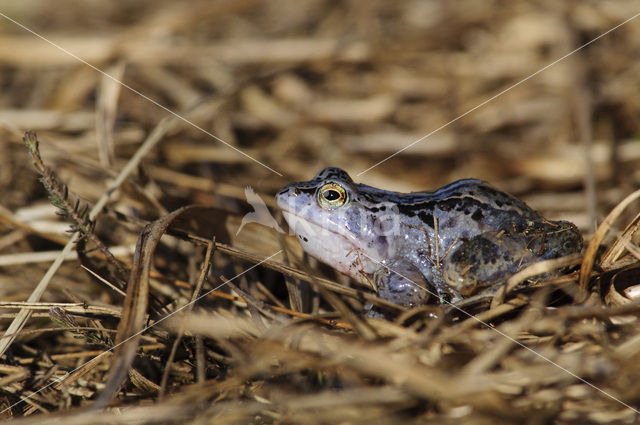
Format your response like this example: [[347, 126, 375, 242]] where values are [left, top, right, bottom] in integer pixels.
[[541, 221, 583, 259]]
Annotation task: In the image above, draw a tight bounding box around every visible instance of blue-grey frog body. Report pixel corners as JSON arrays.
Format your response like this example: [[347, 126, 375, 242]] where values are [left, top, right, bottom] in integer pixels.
[[276, 167, 582, 309]]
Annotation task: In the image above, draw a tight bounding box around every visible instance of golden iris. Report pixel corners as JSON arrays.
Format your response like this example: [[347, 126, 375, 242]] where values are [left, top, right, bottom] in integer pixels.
[[317, 183, 348, 209]]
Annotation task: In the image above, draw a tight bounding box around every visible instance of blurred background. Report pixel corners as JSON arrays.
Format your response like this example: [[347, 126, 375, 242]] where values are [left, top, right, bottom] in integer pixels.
[[1, 0, 640, 239], [1, 1, 640, 419]]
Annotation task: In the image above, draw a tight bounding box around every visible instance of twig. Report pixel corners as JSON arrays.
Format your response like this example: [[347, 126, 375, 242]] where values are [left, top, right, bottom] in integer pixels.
[[0, 117, 180, 358]]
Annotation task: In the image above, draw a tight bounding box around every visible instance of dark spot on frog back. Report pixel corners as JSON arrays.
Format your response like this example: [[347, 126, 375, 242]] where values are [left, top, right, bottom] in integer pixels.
[[397, 202, 434, 217], [367, 204, 390, 213], [471, 209, 484, 221], [418, 211, 435, 228], [436, 198, 459, 212]]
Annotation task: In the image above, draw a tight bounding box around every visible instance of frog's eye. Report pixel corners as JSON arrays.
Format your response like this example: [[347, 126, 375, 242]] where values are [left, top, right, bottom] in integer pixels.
[[317, 183, 348, 209]]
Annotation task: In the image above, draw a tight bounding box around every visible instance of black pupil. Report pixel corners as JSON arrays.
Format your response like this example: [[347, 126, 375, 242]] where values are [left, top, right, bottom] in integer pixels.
[[324, 189, 341, 201]]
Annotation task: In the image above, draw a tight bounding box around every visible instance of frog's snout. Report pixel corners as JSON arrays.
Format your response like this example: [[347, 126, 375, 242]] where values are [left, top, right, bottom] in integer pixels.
[[275, 188, 287, 208]]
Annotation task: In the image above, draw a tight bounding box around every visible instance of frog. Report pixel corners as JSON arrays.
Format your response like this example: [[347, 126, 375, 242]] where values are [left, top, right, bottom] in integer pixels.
[[275, 167, 583, 309]]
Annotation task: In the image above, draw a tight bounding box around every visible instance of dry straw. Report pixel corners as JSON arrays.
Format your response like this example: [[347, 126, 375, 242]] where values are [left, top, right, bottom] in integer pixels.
[[1, 2, 640, 423]]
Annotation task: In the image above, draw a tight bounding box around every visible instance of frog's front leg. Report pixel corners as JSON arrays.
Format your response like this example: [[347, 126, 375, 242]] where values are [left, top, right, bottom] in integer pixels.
[[373, 259, 430, 309]]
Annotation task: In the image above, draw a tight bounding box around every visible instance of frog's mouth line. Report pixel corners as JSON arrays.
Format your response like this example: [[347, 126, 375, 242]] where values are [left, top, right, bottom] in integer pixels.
[[280, 208, 379, 290], [279, 208, 360, 252]]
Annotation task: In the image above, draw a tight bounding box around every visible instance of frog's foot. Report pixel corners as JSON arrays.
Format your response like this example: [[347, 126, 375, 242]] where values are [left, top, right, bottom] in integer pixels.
[[373, 260, 430, 309], [521, 220, 583, 259], [442, 231, 536, 296]]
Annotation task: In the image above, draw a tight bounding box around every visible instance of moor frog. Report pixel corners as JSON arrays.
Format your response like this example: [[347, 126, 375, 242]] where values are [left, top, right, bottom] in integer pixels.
[[276, 168, 582, 308]]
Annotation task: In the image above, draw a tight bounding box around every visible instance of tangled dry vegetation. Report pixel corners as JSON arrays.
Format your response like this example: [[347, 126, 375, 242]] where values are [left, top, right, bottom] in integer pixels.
[[1, 1, 640, 423]]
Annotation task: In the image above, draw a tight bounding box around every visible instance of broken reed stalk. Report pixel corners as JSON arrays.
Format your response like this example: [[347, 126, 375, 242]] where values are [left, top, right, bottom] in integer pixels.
[[0, 118, 180, 359], [21, 131, 127, 279]]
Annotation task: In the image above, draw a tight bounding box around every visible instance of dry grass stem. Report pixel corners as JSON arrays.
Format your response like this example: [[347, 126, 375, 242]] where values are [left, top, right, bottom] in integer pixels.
[[1, 2, 640, 423]]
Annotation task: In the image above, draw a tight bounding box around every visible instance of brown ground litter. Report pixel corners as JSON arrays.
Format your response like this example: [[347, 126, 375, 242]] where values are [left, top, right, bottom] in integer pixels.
[[1, 1, 640, 424]]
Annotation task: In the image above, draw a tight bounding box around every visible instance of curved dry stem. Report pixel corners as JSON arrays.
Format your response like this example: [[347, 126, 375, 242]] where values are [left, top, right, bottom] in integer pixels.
[[578, 189, 640, 300]]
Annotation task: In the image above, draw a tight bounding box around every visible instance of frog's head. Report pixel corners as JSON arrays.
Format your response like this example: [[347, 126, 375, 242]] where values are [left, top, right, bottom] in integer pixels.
[[276, 167, 399, 282]]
